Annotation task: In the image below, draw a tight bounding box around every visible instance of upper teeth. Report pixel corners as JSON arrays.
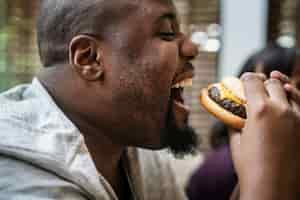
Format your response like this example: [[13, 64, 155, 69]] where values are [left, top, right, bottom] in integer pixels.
[[172, 78, 193, 88]]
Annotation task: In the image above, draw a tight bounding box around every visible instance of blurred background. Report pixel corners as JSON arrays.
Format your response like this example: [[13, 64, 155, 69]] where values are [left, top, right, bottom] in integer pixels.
[[0, 0, 298, 188]]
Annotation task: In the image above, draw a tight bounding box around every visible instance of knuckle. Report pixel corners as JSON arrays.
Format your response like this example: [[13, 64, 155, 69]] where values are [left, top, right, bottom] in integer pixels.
[[278, 105, 293, 117], [253, 101, 269, 117], [241, 72, 257, 81], [242, 73, 266, 83], [264, 78, 281, 86]]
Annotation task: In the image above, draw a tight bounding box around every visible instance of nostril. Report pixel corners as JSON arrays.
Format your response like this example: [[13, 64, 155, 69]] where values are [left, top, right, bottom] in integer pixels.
[[187, 55, 196, 61]]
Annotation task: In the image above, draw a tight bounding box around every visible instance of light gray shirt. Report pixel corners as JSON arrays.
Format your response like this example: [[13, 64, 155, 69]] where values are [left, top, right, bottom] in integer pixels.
[[0, 78, 186, 200]]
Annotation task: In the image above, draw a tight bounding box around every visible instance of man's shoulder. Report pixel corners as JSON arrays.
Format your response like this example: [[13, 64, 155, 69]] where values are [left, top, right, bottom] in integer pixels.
[[0, 83, 37, 127], [0, 82, 50, 132], [0, 83, 32, 108], [0, 79, 70, 131], [0, 80, 80, 164]]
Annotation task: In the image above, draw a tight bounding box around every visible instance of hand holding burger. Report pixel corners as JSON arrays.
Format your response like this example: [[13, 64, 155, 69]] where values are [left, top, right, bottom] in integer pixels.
[[207, 73, 300, 200]]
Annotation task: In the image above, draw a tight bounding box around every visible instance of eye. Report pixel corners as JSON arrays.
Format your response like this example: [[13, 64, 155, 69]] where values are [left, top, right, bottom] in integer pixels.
[[159, 32, 176, 41], [158, 20, 177, 41]]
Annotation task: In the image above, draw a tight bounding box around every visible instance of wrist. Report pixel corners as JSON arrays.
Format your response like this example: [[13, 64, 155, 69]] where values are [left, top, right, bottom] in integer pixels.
[[240, 173, 298, 200]]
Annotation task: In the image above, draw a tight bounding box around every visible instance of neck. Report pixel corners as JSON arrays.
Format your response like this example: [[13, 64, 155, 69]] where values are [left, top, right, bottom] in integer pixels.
[[37, 66, 126, 188]]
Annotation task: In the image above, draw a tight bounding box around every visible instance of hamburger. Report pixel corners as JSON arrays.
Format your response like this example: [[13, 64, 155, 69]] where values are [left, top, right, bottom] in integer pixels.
[[200, 77, 246, 130]]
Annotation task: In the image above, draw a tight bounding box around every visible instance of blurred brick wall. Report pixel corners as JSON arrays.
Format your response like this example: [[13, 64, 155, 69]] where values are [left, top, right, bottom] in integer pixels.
[[172, 0, 219, 187], [268, 0, 298, 43], [187, 53, 218, 151], [268, 0, 282, 42], [0, 0, 40, 92], [174, 0, 220, 151]]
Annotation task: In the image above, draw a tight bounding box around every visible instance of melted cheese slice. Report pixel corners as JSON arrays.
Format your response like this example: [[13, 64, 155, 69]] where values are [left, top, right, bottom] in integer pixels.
[[208, 82, 246, 105], [220, 83, 246, 105]]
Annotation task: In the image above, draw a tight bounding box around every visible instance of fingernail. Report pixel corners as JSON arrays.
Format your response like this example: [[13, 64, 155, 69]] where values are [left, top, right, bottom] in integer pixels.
[[284, 84, 292, 90]]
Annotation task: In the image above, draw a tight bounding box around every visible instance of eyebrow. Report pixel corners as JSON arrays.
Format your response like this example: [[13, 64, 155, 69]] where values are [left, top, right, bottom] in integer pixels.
[[155, 12, 177, 23]]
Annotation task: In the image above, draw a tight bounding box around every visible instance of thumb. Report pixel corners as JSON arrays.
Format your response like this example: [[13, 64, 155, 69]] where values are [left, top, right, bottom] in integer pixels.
[[229, 129, 242, 171], [284, 84, 300, 106]]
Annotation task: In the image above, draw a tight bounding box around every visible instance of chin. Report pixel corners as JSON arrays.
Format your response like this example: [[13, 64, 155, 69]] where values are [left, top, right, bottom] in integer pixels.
[[159, 105, 199, 157], [134, 104, 199, 156], [140, 142, 167, 150], [163, 124, 199, 157], [140, 128, 168, 150]]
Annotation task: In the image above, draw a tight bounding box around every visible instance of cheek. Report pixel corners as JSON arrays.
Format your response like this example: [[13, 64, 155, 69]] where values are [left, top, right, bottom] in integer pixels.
[[110, 67, 169, 134], [110, 40, 180, 118], [145, 41, 180, 90], [143, 43, 179, 101]]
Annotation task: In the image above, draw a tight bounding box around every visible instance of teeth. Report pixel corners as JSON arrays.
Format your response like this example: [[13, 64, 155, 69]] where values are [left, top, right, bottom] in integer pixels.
[[173, 83, 181, 88], [184, 78, 193, 87], [172, 78, 193, 88]]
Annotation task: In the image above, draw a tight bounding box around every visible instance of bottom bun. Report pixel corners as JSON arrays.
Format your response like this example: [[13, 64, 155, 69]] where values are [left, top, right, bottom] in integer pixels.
[[200, 88, 245, 130]]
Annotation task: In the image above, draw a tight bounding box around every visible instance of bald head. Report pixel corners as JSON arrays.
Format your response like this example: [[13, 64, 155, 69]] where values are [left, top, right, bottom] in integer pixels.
[[37, 0, 138, 67]]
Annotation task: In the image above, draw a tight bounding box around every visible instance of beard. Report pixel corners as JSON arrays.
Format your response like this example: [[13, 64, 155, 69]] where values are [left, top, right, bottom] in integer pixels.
[[161, 101, 200, 158]]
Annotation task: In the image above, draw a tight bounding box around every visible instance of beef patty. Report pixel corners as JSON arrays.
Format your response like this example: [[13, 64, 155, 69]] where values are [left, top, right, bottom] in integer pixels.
[[208, 86, 247, 119]]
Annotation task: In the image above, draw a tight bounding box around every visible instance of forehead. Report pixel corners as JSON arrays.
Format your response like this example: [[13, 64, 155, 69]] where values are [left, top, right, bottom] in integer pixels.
[[143, 0, 175, 9], [133, 0, 177, 20]]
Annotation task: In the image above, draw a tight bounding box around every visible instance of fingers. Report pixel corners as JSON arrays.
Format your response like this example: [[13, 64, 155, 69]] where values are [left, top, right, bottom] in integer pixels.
[[270, 71, 291, 84], [265, 79, 289, 106], [229, 129, 241, 150], [228, 129, 241, 165], [271, 70, 300, 106], [284, 84, 300, 105], [241, 73, 268, 111], [228, 128, 242, 174], [242, 72, 290, 107], [291, 101, 300, 116]]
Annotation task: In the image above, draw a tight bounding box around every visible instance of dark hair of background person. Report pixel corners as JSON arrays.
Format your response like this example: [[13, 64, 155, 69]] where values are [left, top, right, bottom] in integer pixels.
[[210, 43, 296, 149]]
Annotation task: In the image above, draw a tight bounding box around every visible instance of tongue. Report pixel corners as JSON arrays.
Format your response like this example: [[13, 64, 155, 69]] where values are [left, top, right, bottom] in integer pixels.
[[173, 100, 190, 111], [172, 100, 190, 129], [172, 88, 184, 103]]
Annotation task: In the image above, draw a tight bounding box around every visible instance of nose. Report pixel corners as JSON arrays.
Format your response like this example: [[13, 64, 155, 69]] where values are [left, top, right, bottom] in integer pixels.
[[180, 36, 199, 60]]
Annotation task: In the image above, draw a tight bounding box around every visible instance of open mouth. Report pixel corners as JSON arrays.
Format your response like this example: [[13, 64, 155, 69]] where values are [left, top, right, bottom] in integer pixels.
[[169, 63, 195, 127], [171, 78, 193, 113]]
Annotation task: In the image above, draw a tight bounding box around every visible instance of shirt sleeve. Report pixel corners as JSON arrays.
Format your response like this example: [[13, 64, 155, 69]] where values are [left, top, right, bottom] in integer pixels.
[[0, 155, 89, 200]]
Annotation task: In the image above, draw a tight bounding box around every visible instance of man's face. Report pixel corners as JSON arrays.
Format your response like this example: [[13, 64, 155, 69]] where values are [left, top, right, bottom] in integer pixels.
[[97, 0, 199, 155]]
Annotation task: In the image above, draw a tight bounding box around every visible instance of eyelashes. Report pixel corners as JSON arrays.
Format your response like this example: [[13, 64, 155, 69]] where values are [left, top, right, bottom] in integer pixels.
[[159, 32, 176, 41]]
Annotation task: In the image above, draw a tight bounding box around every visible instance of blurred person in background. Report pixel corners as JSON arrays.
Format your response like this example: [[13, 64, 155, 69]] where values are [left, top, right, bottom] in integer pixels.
[[186, 43, 297, 200]]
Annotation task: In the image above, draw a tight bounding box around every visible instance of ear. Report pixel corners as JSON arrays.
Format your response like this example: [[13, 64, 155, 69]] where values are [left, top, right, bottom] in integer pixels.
[[69, 35, 104, 81]]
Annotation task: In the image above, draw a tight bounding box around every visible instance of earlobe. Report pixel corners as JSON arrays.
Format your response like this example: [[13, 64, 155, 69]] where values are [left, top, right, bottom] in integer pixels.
[[69, 35, 105, 81], [82, 65, 104, 80]]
